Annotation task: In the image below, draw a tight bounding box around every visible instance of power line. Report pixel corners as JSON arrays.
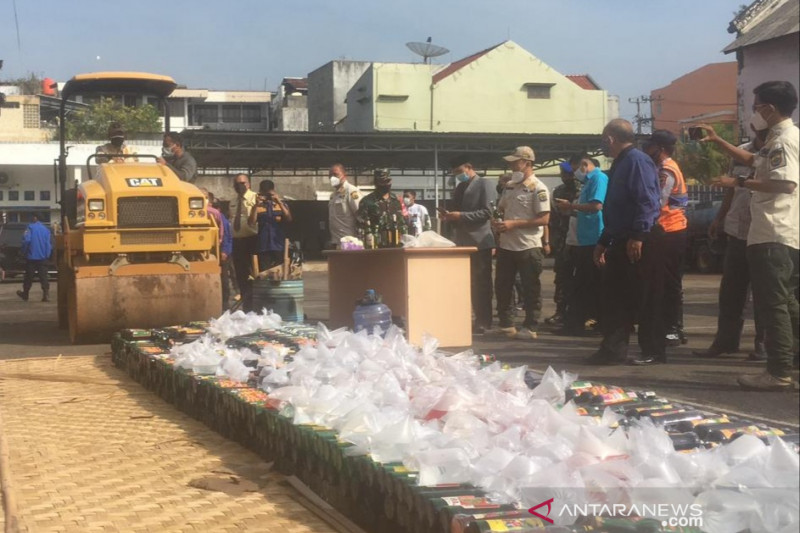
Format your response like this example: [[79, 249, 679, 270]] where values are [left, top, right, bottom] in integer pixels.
[[628, 95, 661, 135]]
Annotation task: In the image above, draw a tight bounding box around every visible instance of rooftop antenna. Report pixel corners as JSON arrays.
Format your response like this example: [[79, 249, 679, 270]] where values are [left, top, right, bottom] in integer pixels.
[[406, 37, 449, 64]]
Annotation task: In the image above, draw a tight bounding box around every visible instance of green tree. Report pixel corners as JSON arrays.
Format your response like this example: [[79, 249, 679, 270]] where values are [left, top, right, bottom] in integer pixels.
[[676, 123, 738, 184], [0, 73, 43, 95], [64, 98, 161, 141]]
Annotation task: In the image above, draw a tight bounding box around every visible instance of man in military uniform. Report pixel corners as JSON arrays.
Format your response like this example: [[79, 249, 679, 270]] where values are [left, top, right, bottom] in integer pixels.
[[545, 157, 582, 326], [96, 122, 137, 164], [328, 163, 361, 247], [713, 81, 799, 390], [356, 169, 408, 243]]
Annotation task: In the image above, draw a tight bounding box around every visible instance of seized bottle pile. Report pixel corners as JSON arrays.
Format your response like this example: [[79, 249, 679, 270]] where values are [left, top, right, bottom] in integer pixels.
[[111, 310, 799, 533]]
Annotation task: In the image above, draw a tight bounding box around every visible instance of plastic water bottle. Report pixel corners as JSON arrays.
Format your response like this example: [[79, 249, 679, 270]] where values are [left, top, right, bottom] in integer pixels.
[[353, 289, 392, 336]]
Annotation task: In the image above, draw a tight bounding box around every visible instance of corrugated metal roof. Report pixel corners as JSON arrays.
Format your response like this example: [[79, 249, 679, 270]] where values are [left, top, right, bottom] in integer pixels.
[[724, 0, 799, 52]]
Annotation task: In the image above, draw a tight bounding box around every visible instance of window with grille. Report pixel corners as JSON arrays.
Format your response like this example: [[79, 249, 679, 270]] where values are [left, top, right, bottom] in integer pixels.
[[23, 104, 40, 128], [9, 191, 19, 201], [40, 190, 51, 201], [189, 104, 219, 125], [24, 191, 34, 201], [241, 105, 262, 123], [525, 84, 553, 99], [222, 105, 242, 123], [0, 191, 4, 201]]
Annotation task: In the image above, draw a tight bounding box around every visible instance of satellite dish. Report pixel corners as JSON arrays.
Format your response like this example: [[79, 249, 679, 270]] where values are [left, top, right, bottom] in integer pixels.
[[406, 37, 449, 64]]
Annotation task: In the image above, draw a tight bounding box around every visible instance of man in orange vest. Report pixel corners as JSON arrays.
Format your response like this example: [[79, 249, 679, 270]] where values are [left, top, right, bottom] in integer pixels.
[[633, 130, 689, 365]]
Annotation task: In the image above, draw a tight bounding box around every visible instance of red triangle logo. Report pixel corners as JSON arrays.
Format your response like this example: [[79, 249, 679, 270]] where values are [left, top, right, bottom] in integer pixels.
[[528, 498, 555, 524]]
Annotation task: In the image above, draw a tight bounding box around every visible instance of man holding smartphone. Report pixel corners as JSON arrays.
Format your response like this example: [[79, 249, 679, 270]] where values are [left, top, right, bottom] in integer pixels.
[[249, 180, 292, 272]]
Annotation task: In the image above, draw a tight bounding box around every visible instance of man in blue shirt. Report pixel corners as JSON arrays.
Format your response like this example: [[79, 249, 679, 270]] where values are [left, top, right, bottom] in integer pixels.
[[17, 213, 53, 302], [587, 119, 661, 365], [248, 180, 292, 272], [555, 155, 608, 335]]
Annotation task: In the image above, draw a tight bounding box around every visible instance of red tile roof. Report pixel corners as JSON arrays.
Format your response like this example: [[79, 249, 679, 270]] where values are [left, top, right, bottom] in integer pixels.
[[432, 42, 504, 83], [566, 74, 601, 90]]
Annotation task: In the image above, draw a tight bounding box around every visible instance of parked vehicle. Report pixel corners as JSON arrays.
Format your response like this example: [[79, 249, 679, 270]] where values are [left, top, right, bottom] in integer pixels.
[[685, 200, 724, 273]]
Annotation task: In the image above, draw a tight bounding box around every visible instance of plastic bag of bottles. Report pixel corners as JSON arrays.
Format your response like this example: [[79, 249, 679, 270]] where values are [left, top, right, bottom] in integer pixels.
[[400, 230, 456, 248]]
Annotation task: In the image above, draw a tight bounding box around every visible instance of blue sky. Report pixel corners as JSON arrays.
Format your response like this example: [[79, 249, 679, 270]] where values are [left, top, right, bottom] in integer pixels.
[[1, 0, 744, 121]]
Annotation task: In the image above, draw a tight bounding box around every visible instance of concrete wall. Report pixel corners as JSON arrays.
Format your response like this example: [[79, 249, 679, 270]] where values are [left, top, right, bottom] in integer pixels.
[[373, 63, 435, 131], [345, 67, 376, 132], [0, 96, 51, 142], [651, 62, 738, 135], [432, 41, 608, 134], [272, 95, 308, 132], [738, 33, 800, 131], [308, 61, 371, 131]]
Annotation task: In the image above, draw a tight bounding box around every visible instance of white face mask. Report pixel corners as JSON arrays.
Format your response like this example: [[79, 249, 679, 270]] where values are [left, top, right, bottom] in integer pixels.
[[750, 111, 769, 132], [403, 197, 412, 206], [510, 171, 525, 184], [574, 169, 586, 183], [330, 176, 341, 188]]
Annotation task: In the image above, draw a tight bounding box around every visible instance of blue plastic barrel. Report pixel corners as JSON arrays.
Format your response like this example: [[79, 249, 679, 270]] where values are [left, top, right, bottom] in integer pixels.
[[252, 279, 304, 323]]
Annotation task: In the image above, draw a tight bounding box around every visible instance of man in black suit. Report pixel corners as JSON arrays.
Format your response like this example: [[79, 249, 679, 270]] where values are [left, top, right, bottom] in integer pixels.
[[439, 155, 497, 334]]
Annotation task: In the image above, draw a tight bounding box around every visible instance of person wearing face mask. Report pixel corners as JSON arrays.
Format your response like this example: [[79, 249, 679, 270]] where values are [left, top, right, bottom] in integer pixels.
[[555, 155, 608, 336], [230, 173, 259, 312], [439, 155, 497, 334], [587, 119, 661, 366], [693, 124, 768, 362], [327, 163, 362, 247], [402, 190, 430, 236], [492, 146, 550, 340], [356, 168, 408, 239], [545, 157, 582, 327], [156, 132, 197, 182], [630, 130, 688, 366], [709, 81, 799, 391], [96, 122, 137, 164]]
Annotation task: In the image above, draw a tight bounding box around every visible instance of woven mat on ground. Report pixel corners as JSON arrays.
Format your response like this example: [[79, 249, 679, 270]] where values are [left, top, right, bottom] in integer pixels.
[[0, 355, 335, 533]]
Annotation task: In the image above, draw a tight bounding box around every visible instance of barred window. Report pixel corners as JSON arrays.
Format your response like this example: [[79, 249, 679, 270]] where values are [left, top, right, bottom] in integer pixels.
[[23, 104, 40, 128]]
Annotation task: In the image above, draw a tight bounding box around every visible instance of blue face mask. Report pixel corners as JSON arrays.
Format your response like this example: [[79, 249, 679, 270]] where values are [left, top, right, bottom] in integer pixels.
[[454, 173, 470, 184]]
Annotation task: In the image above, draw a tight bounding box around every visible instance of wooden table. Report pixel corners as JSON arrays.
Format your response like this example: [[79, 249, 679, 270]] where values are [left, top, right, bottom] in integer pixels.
[[325, 247, 477, 347]]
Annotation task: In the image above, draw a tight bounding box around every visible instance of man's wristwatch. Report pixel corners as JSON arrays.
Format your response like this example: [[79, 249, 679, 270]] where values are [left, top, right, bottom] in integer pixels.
[[736, 176, 747, 188]]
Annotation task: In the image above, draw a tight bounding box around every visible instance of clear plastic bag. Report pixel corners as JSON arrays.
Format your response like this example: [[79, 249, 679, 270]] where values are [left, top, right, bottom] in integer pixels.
[[401, 230, 456, 248]]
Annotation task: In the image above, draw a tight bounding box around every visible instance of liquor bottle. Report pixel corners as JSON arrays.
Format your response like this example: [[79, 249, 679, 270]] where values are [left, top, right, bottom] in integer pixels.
[[364, 220, 375, 249], [669, 431, 703, 451], [392, 214, 400, 246], [491, 201, 504, 221]]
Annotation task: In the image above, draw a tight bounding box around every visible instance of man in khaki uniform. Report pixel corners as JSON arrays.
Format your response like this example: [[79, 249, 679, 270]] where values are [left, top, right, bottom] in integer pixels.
[[714, 81, 799, 390], [96, 122, 136, 164], [230, 174, 259, 312], [327, 164, 361, 247]]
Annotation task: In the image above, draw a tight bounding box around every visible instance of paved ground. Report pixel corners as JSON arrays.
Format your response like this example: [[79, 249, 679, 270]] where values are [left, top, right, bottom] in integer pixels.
[[0, 355, 336, 533], [1, 262, 797, 428]]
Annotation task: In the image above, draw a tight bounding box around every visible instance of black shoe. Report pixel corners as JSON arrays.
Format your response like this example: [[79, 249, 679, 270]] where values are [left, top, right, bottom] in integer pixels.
[[629, 355, 666, 366], [42, 294, 50, 302], [665, 333, 681, 347], [584, 351, 626, 366], [472, 325, 487, 336], [544, 314, 563, 326], [692, 346, 735, 358], [16, 290, 28, 301], [747, 351, 767, 362]]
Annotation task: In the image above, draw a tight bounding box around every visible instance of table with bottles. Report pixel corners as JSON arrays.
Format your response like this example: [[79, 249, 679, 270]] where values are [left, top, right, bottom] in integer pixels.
[[325, 245, 477, 347]]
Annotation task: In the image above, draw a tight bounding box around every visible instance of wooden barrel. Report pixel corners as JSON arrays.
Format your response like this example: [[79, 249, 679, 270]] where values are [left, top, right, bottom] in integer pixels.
[[252, 279, 304, 323]]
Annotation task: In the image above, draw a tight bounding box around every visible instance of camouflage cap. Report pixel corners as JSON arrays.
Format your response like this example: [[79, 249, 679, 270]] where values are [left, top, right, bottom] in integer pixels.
[[373, 168, 391, 183]]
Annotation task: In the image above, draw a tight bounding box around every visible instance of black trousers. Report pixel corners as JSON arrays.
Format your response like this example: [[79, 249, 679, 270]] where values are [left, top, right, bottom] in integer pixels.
[[496, 247, 543, 329], [23, 259, 49, 295], [598, 239, 654, 362], [221, 257, 233, 310], [552, 243, 577, 316], [565, 245, 601, 331], [232, 236, 257, 312], [712, 236, 765, 352], [258, 251, 284, 272], [470, 248, 494, 328], [637, 228, 685, 359]]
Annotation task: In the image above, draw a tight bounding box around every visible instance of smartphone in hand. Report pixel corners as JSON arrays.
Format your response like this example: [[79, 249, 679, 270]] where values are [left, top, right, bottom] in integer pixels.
[[688, 126, 704, 141]]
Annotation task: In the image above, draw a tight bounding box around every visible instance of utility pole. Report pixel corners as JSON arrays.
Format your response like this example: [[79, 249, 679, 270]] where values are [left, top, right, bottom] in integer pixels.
[[628, 95, 661, 134]]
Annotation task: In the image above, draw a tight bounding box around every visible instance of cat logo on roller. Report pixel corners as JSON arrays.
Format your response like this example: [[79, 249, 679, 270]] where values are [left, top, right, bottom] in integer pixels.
[[126, 178, 163, 187]]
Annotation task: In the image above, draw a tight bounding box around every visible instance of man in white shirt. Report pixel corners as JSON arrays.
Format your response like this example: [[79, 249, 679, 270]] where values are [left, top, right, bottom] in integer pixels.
[[403, 190, 430, 236], [493, 146, 550, 339], [328, 164, 361, 247], [713, 80, 799, 390]]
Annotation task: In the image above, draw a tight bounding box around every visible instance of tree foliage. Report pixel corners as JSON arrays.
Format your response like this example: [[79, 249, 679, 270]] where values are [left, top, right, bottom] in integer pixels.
[[676, 123, 738, 185], [64, 98, 161, 141], [0, 73, 43, 95]]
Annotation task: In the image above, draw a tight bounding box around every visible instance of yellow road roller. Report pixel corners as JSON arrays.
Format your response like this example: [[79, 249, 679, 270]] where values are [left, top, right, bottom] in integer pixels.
[[55, 72, 221, 343]]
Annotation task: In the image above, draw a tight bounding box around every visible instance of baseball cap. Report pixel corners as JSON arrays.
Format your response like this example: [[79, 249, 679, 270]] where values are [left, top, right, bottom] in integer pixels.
[[503, 146, 535, 162], [645, 130, 677, 149], [559, 161, 573, 173]]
